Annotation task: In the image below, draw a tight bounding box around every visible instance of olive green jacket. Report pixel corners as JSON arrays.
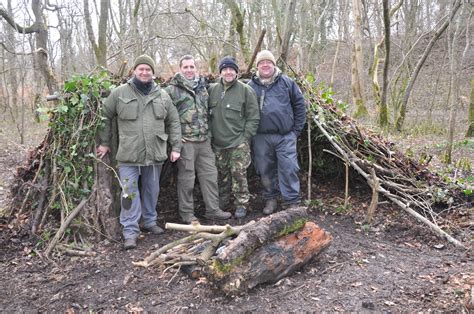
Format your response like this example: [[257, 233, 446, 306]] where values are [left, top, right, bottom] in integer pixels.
[[208, 78, 260, 150], [99, 79, 182, 165]]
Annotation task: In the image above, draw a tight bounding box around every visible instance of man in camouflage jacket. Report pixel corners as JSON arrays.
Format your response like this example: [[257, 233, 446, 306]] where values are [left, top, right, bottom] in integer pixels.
[[165, 55, 231, 223]]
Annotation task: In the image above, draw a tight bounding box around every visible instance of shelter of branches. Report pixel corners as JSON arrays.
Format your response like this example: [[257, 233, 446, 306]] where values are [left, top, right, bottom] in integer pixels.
[[8, 70, 470, 258]]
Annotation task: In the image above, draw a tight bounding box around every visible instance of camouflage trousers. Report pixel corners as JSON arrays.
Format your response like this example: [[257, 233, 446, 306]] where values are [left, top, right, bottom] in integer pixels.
[[214, 142, 251, 209]]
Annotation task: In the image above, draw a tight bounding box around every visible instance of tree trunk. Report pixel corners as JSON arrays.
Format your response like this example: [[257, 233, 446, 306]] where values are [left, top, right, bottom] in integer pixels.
[[351, 0, 367, 117], [379, 0, 391, 128], [395, 0, 462, 131], [32, 0, 58, 94], [205, 221, 332, 295], [278, 0, 297, 69], [224, 0, 251, 63], [466, 80, 474, 138], [84, 0, 109, 67]]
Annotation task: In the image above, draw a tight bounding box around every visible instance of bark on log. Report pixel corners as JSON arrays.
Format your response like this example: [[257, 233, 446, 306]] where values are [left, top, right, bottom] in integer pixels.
[[216, 207, 309, 264], [205, 221, 332, 295], [95, 155, 121, 240]]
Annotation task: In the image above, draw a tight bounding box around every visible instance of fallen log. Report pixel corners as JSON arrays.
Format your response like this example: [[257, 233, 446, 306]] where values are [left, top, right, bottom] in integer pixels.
[[205, 221, 332, 295], [136, 207, 332, 294], [216, 207, 310, 264]]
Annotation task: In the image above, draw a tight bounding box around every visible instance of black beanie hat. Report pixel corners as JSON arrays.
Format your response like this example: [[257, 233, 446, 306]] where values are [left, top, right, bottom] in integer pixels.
[[219, 56, 239, 73]]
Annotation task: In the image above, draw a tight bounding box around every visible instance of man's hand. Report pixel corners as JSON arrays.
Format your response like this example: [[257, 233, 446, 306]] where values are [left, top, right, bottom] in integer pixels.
[[96, 145, 110, 159], [169, 151, 180, 162]]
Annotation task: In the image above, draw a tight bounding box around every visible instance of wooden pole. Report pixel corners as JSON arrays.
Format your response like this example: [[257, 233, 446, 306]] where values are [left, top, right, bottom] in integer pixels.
[[244, 28, 266, 75]]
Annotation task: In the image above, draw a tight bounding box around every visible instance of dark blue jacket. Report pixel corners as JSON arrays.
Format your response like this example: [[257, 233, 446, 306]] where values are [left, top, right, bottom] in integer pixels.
[[248, 72, 306, 136]]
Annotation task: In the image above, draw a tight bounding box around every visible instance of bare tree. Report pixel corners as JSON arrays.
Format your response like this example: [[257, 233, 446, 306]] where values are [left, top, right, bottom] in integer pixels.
[[351, 0, 367, 117], [0, 0, 58, 94], [84, 0, 109, 67], [395, 0, 462, 131], [278, 0, 296, 68], [467, 79, 474, 138], [224, 0, 251, 63]]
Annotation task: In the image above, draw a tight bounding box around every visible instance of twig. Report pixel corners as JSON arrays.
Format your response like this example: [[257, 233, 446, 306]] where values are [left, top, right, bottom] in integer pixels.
[[44, 197, 90, 257]]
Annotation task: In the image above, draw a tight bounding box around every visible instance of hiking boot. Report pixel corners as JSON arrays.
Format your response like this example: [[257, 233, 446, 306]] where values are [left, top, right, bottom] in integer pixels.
[[263, 199, 277, 215], [143, 225, 164, 234], [123, 238, 137, 250], [182, 214, 199, 224], [234, 207, 247, 219], [283, 202, 300, 210], [205, 209, 232, 220]]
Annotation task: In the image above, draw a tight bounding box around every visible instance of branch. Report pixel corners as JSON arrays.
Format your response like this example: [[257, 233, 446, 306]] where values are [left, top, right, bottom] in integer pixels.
[[44, 197, 91, 257], [0, 8, 40, 34]]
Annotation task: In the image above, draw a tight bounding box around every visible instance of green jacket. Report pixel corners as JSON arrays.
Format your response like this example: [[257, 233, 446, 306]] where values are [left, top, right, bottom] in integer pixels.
[[99, 79, 182, 166], [164, 73, 209, 142], [208, 78, 260, 150]]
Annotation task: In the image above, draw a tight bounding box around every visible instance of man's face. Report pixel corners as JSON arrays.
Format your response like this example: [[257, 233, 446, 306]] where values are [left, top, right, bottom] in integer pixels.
[[257, 60, 275, 79], [221, 67, 237, 83], [134, 64, 153, 83], [180, 59, 197, 80]]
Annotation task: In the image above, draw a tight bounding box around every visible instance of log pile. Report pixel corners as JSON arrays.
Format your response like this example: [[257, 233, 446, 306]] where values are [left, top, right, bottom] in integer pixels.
[[134, 207, 333, 294]]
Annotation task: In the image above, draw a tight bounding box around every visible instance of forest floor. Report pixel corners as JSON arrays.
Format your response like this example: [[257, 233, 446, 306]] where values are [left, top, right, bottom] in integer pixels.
[[0, 118, 472, 312]]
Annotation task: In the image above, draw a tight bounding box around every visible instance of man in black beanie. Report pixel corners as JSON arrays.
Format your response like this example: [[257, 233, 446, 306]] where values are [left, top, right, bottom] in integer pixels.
[[208, 56, 260, 219], [97, 54, 182, 250]]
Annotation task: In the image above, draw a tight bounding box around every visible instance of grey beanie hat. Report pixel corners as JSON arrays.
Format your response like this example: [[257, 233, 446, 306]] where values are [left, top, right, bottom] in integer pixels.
[[256, 50, 276, 65]]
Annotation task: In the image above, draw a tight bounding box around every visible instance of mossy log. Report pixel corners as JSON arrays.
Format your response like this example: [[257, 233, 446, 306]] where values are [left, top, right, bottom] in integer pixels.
[[215, 207, 310, 265], [205, 221, 332, 295]]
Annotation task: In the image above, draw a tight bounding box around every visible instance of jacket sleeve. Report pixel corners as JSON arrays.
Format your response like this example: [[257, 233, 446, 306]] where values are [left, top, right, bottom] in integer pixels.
[[290, 79, 306, 137], [164, 85, 175, 103], [163, 91, 182, 152], [97, 89, 118, 147], [243, 85, 260, 139]]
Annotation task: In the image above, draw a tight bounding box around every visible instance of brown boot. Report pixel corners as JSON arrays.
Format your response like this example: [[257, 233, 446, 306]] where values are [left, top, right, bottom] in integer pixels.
[[263, 199, 277, 215], [205, 209, 232, 220]]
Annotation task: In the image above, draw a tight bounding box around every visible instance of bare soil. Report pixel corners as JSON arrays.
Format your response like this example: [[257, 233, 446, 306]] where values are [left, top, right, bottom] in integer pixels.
[[0, 120, 472, 312]]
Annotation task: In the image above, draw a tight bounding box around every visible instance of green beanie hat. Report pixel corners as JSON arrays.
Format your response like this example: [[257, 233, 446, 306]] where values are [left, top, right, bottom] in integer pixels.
[[133, 54, 156, 74]]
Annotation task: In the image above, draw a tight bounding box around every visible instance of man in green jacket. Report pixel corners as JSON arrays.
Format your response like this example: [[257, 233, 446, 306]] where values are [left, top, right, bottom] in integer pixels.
[[208, 56, 260, 218], [165, 55, 231, 223], [97, 54, 182, 250]]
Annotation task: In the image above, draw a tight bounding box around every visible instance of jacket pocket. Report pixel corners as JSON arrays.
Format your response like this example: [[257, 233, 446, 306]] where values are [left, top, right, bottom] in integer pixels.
[[224, 103, 242, 120], [152, 133, 169, 161], [117, 97, 138, 120], [117, 134, 139, 162], [152, 100, 166, 119]]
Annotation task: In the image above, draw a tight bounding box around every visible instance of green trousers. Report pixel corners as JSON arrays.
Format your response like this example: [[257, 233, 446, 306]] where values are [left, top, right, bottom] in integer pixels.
[[177, 139, 220, 221]]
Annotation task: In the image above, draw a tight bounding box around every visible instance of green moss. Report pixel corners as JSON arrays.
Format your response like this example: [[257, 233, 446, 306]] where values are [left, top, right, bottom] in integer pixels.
[[212, 248, 252, 274], [275, 219, 307, 238]]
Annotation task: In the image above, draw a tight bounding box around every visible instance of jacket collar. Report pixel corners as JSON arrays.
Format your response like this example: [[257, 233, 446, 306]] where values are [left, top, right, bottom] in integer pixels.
[[253, 67, 282, 87]]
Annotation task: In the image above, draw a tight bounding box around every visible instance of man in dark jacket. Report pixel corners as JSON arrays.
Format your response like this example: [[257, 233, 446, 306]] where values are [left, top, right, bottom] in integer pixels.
[[165, 55, 231, 223], [97, 54, 182, 250], [208, 56, 260, 218], [248, 50, 306, 214]]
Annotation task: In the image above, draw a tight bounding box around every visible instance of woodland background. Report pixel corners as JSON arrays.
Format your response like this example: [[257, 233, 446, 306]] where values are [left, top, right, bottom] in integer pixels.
[[0, 0, 472, 147], [0, 1, 473, 312]]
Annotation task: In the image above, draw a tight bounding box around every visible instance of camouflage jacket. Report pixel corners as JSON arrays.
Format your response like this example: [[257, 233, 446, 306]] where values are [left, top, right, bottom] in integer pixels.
[[165, 73, 209, 142]]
